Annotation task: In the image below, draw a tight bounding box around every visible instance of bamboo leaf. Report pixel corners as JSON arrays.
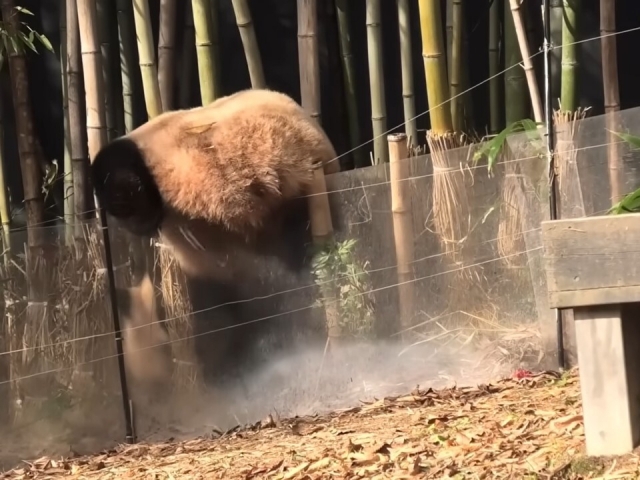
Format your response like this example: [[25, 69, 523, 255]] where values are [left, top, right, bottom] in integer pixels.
[[473, 119, 541, 173], [609, 188, 640, 215], [14, 6, 34, 15], [609, 130, 640, 150], [35, 33, 53, 52]]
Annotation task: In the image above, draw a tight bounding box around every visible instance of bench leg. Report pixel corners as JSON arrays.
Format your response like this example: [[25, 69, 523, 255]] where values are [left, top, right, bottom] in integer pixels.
[[574, 303, 640, 456]]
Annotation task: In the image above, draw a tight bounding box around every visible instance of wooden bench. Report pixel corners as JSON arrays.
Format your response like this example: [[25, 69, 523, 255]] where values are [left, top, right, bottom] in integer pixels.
[[541, 213, 640, 456]]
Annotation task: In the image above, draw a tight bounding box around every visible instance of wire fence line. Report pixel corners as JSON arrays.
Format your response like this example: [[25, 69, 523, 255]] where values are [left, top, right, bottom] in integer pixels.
[[0, 244, 542, 387]]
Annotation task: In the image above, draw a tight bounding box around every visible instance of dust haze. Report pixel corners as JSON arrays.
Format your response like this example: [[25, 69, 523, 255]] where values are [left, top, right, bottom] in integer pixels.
[[135, 334, 509, 443]]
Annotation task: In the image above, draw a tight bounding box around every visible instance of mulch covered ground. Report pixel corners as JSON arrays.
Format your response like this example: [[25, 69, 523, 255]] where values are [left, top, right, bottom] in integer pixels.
[[2, 369, 639, 479]]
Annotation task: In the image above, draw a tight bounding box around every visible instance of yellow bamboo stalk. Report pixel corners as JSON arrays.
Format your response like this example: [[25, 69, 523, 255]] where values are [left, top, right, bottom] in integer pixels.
[[231, 0, 265, 89], [508, 0, 543, 123], [132, 0, 163, 118], [388, 132, 415, 337]]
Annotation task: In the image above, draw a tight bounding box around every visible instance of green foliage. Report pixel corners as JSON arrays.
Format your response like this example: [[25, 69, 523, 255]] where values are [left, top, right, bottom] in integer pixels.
[[608, 131, 640, 214], [473, 119, 544, 174], [0, 5, 53, 63], [310, 238, 376, 339]]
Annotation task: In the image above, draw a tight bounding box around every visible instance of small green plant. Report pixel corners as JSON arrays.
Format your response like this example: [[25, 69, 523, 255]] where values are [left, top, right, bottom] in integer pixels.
[[608, 131, 640, 214], [310, 238, 376, 339]]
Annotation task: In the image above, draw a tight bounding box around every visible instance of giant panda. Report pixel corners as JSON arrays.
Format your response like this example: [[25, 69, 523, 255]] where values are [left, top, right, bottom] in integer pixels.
[[91, 89, 341, 392]]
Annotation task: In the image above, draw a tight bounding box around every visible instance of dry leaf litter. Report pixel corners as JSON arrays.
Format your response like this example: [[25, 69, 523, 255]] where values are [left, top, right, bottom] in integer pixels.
[[3, 369, 640, 479]]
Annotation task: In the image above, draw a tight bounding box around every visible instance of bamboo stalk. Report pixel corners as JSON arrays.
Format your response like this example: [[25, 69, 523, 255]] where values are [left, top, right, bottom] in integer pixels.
[[60, 1, 74, 244], [297, 0, 340, 343], [158, 0, 177, 111], [335, 0, 365, 168], [504, 0, 528, 124], [77, 0, 108, 161], [600, 0, 622, 205], [560, 0, 580, 112], [508, 0, 543, 123], [1, 0, 45, 246], [450, 0, 463, 131], [116, 0, 136, 133], [179, 1, 196, 108], [231, 0, 265, 89], [97, 0, 117, 141], [388, 133, 415, 337], [446, 0, 453, 82], [67, 0, 92, 228], [418, 0, 452, 133], [132, 0, 162, 119], [366, 0, 388, 164], [397, 0, 418, 149], [192, 0, 219, 105], [0, 91, 10, 251], [489, 0, 502, 133]]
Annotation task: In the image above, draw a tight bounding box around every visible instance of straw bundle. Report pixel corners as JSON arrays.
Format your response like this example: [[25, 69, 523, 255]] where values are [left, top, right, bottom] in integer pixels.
[[427, 131, 471, 264]]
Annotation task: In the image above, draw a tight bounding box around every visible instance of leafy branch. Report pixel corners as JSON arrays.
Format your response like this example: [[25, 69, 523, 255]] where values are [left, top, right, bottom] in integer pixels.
[[310, 238, 376, 339], [0, 5, 53, 61]]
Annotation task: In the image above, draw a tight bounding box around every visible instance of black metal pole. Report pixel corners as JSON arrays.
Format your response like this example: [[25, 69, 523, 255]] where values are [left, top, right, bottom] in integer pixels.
[[542, 0, 565, 370], [97, 207, 136, 443]]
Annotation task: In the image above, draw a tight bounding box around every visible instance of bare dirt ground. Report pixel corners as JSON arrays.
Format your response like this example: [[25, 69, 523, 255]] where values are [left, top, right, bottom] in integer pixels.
[[2, 369, 640, 479]]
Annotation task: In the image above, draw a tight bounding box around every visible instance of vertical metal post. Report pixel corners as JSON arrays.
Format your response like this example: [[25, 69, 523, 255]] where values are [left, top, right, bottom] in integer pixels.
[[543, 0, 565, 370], [97, 208, 136, 443]]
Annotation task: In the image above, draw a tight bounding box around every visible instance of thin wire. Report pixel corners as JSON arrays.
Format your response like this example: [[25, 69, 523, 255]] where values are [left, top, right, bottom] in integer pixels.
[[318, 24, 640, 169], [0, 246, 543, 387], [0, 134, 632, 356], [4, 25, 639, 235], [0, 225, 543, 357], [3, 23, 639, 369]]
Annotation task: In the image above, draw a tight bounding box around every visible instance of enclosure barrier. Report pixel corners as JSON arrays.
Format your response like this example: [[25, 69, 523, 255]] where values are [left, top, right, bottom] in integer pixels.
[[541, 213, 640, 456]]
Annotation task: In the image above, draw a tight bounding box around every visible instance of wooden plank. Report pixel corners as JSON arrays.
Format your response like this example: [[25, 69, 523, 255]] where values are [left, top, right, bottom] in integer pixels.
[[573, 303, 640, 456], [541, 213, 640, 308]]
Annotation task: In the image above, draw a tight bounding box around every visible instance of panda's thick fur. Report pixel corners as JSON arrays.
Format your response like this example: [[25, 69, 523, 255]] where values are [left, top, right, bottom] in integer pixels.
[[92, 89, 340, 390]]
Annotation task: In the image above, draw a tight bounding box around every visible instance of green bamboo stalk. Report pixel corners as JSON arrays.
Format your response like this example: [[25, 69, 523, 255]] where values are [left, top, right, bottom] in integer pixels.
[[97, 0, 117, 141], [503, 0, 528, 124], [418, 0, 452, 133], [489, 0, 502, 133], [446, 0, 452, 81], [231, 0, 265, 88], [192, 0, 219, 105], [397, 0, 418, 149], [459, 9, 473, 130], [366, 0, 388, 164], [335, 0, 365, 167], [560, 0, 580, 112], [60, 1, 73, 244], [116, 0, 136, 132], [158, 0, 177, 111], [132, 0, 163, 119], [450, 0, 463, 132]]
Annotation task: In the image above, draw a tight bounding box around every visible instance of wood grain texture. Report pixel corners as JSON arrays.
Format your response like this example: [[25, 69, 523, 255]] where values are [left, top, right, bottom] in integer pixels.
[[573, 303, 640, 456], [541, 213, 640, 308]]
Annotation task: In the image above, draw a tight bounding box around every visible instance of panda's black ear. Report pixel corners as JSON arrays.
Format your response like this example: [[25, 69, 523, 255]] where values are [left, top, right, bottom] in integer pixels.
[[91, 138, 163, 236]]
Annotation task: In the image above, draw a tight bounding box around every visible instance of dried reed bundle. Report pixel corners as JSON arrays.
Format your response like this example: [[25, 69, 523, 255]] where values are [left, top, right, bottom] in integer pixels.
[[156, 243, 201, 392], [554, 108, 589, 218], [427, 130, 471, 264], [497, 160, 527, 266]]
